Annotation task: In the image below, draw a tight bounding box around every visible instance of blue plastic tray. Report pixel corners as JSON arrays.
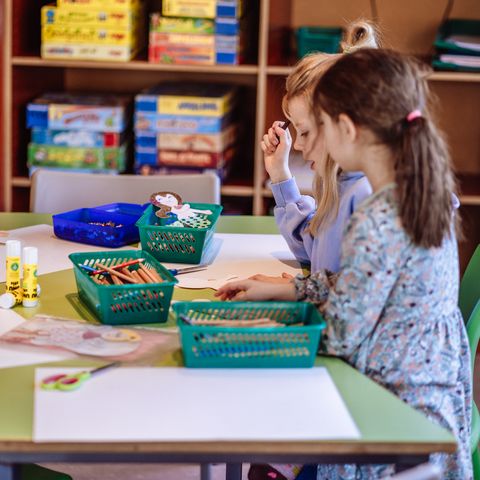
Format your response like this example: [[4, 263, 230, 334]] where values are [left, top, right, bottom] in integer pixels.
[[53, 203, 146, 248]]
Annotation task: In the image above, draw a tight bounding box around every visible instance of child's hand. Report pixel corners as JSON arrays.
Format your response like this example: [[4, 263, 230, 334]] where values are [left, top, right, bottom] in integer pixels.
[[248, 272, 294, 284], [261, 121, 292, 184], [214, 278, 296, 302]]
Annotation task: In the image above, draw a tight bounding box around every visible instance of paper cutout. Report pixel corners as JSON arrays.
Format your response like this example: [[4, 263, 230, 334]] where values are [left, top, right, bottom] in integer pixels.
[[0, 310, 76, 368], [150, 191, 212, 227], [0, 314, 170, 362]]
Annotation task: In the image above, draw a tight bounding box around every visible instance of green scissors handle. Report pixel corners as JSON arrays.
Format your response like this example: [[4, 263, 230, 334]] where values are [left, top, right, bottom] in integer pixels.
[[40, 362, 119, 392]]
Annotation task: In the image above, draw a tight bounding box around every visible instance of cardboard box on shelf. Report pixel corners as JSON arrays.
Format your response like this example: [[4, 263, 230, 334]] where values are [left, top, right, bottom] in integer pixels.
[[41, 4, 144, 28], [135, 124, 237, 152], [41, 43, 140, 61]]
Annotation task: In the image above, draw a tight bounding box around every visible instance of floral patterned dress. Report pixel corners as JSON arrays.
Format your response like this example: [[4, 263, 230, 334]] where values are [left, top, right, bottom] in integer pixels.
[[294, 184, 473, 480]]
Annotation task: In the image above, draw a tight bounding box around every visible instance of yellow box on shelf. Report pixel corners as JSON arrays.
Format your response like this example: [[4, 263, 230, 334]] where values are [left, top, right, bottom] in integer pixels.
[[42, 24, 141, 45], [156, 93, 234, 116], [162, 0, 242, 19], [41, 4, 144, 29], [41, 43, 140, 61], [57, 0, 143, 8]]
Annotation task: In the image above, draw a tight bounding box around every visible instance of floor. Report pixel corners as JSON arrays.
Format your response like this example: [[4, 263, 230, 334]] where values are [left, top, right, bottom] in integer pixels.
[[42, 352, 480, 480]]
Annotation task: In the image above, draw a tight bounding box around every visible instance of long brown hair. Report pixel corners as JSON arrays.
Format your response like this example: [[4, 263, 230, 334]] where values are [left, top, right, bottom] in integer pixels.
[[282, 20, 378, 235], [314, 49, 457, 248]]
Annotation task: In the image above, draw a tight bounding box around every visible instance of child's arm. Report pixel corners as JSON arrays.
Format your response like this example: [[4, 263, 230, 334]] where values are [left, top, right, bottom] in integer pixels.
[[215, 278, 296, 302], [295, 206, 404, 358], [272, 180, 317, 266], [261, 121, 292, 184]]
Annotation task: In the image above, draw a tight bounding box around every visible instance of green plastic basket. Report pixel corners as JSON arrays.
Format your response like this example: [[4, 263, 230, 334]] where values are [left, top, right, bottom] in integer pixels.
[[173, 301, 326, 368], [433, 19, 480, 72], [296, 26, 342, 58], [136, 203, 223, 264], [434, 19, 480, 55], [69, 249, 178, 325]]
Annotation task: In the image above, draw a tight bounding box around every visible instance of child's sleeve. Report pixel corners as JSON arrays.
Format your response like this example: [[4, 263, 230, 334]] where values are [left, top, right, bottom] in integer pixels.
[[271, 177, 315, 265], [295, 207, 404, 358], [349, 177, 373, 214]]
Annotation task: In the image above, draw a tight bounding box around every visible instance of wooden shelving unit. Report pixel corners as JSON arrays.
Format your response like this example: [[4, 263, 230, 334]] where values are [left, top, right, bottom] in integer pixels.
[[1, 0, 480, 262]]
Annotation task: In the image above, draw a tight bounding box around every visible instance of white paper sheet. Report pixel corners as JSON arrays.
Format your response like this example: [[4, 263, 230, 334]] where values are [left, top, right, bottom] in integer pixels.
[[167, 234, 302, 290], [0, 310, 75, 368], [0, 225, 134, 282], [33, 367, 360, 443]]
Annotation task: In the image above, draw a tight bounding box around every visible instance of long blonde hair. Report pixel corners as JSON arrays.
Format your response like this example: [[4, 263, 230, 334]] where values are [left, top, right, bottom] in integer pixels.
[[282, 20, 379, 235]]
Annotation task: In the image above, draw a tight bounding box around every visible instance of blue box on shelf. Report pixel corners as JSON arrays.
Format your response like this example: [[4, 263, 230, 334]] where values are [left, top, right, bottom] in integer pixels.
[[53, 203, 147, 248]]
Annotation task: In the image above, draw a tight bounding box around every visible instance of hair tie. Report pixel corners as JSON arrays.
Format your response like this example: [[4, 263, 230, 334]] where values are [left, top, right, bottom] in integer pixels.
[[406, 110, 422, 122]]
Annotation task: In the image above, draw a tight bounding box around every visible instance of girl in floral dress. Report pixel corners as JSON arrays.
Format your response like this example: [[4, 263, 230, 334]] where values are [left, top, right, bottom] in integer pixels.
[[216, 49, 472, 479]]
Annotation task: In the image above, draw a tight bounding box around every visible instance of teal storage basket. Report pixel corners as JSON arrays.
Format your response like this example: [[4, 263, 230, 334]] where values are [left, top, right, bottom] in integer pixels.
[[69, 249, 177, 325], [173, 301, 326, 368], [136, 203, 222, 264], [296, 26, 342, 58], [434, 19, 480, 55]]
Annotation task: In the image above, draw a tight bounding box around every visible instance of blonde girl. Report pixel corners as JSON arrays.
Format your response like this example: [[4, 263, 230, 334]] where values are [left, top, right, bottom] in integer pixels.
[[258, 21, 376, 279]]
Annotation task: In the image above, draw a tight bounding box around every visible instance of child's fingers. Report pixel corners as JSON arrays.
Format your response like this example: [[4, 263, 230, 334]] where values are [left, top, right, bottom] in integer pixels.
[[282, 272, 294, 279], [267, 127, 279, 146], [262, 133, 274, 150], [216, 279, 251, 298], [250, 274, 277, 283], [261, 140, 275, 156], [231, 290, 247, 301], [274, 124, 289, 142]]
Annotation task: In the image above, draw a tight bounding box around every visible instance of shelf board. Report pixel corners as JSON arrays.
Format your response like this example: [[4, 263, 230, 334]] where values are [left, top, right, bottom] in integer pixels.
[[266, 66, 480, 83], [12, 177, 31, 187], [11, 56, 259, 75], [429, 71, 480, 83], [266, 66, 294, 76], [459, 195, 480, 206], [13, 176, 252, 197], [221, 185, 254, 196]]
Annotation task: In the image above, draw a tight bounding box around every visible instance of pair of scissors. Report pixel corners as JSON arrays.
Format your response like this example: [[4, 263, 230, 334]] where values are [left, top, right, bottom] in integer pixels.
[[40, 362, 119, 392]]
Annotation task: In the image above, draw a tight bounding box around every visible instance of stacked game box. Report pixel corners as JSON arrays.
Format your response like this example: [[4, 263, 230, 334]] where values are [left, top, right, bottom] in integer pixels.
[[26, 93, 131, 174], [134, 82, 239, 179], [149, 0, 244, 65], [41, 0, 146, 62]]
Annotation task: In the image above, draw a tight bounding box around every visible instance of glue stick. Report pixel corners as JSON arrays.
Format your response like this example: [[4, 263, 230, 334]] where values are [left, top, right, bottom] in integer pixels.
[[22, 247, 38, 308], [5, 240, 22, 305]]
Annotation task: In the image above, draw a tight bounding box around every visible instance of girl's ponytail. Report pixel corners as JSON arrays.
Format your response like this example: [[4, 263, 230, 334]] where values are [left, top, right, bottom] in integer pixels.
[[395, 115, 455, 248]]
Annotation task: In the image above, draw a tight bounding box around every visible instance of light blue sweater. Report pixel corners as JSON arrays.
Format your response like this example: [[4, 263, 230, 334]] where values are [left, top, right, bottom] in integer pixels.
[[271, 172, 372, 273]]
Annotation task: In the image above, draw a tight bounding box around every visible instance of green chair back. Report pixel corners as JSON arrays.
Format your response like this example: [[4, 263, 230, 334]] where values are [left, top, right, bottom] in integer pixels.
[[460, 245, 480, 322], [461, 245, 480, 480]]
